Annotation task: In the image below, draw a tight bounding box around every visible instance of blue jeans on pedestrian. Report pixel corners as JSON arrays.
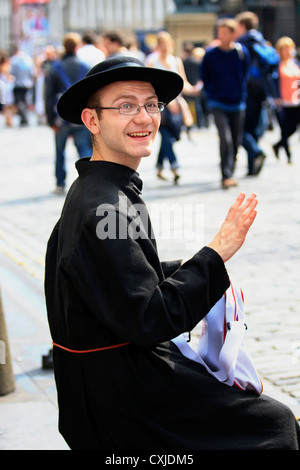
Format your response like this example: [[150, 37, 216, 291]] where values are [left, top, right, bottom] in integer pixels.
[[243, 88, 265, 174], [242, 131, 263, 174], [55, 125, 92, 187], [156, 126, 179, 171]]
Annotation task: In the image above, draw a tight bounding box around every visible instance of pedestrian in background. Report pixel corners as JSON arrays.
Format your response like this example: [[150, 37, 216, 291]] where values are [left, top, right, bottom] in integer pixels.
[[0, 52, 15, 127], [235, 11, 279, 176], [193, 47, 210, 128], [147, 31, 199, 183], [77, 31, 105, 68], [273, 36, 300, 164], [34, 45, 58, 125], [182, 42, 203, 129], [125, 33, 146, 62], [101, 30, 128, 58], [45, 32, 92, 194], [10, 45, 35, 127], [201, 18, 250, 189]]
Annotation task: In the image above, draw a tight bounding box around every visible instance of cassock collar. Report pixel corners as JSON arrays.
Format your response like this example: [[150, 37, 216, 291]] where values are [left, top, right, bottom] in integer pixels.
[[128, 172, 143, 194], [75, 158, 143, 195]]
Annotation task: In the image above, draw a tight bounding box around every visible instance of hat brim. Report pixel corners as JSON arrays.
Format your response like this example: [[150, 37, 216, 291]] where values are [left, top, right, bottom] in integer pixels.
[[57, 61, 184, 124]]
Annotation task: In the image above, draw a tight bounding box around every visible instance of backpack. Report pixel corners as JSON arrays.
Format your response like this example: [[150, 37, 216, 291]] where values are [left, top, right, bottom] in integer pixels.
[[161, 106, 183, 141], [52, 60, 87, 93], [249, 42, 279, 80], [51, 60, 87, 126]]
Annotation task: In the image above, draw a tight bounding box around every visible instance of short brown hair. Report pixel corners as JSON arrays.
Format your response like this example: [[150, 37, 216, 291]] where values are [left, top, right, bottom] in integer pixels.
[[217, 18, 237, 33], [102, 30, 125, 46], [235, 11, 259, 31], [63, 32, 81, 54]]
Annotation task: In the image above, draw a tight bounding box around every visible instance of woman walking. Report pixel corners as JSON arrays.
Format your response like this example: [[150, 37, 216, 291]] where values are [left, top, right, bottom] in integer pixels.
[[273, 36, 300, 163]]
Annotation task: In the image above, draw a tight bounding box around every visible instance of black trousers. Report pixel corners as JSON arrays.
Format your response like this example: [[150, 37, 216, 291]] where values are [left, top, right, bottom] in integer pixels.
[[211, 108, 245, 180], [13, 86, 30, 125], [275, 105, 300, 160]]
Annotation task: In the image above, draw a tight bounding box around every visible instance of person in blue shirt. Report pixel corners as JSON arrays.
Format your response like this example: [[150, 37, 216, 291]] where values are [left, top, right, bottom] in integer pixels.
[[200, 18, 250, 189], [235, 11, 279, 176], [45, 33, 92, 194], [10, 45, 34, 127]]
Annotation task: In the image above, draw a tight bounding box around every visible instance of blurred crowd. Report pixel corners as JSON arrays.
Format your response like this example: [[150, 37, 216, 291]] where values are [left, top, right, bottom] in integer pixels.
[[0, 29, 145, 127], [0, 11, 299, 190]]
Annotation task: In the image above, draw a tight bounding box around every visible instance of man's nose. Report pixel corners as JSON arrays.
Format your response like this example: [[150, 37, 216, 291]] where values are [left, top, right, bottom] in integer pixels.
[[134, 106, 152, 122]]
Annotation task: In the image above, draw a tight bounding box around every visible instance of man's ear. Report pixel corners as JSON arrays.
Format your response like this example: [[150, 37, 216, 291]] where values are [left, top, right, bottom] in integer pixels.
[[81, 108, 101, 135]]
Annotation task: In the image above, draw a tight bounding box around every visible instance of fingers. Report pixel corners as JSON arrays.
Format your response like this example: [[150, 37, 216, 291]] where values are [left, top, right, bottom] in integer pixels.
[[231, 194, 258, 239], [208, 193, 258, 263], [244, 199, 258, 236], [234, 193, 257, 219], [224, 193, 257, 225], [240, 194, 258, 223], [226, 193, 258, 244], [237, 193, 257, 213], [226, 193, 246, 220], [242, 193, 258, 212], [244, 208, 258, 230], [240, 204, 258, 236]]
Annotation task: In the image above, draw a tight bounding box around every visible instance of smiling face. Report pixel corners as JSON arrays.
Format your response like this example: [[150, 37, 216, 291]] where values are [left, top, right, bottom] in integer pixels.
[[81, 81, 161, 170]]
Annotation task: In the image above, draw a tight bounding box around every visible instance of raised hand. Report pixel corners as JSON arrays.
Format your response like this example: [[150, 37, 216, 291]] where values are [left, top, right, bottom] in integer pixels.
[[208, 193, 258, 263]]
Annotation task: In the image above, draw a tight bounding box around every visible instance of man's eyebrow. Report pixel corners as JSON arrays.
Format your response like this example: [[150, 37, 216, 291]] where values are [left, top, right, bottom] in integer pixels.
[[113, 94, 158, 103]]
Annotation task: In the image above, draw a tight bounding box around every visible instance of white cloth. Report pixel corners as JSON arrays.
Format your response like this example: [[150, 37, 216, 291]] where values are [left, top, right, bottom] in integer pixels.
[[0, 74, 15, 105], [172, 281, 263, 394], [77, 45, 105, 69]]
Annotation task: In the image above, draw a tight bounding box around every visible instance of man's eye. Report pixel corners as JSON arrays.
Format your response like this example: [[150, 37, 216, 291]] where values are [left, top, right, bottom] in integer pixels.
[[146, 102, 158, 109], [120, 103, 135, 110]]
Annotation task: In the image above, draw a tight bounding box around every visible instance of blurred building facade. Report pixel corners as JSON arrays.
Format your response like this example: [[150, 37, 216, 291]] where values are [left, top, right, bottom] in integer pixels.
[[0, 0, 300, 55]]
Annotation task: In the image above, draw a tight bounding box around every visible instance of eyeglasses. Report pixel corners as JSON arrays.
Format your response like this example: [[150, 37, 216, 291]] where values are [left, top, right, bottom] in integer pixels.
[[92, 101, 165, 115]]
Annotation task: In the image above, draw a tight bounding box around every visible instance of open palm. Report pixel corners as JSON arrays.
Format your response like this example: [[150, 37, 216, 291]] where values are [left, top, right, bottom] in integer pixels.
[[208, 193, 258, 263]]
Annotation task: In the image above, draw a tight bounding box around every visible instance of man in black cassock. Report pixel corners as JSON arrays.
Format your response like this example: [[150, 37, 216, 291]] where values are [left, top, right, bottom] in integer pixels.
[[45, 55, 300, 450]]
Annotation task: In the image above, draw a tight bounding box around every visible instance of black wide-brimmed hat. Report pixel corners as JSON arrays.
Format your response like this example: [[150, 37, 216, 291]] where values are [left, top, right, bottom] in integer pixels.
[[57, 55, 184, 124]]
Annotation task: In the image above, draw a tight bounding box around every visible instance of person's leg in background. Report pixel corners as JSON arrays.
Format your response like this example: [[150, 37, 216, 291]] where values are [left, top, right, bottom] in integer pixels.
[[156, 125, 180, 184]]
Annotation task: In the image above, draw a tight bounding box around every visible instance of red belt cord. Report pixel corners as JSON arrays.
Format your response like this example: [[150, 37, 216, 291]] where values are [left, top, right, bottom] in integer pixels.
[[52, 341, 130, 354]]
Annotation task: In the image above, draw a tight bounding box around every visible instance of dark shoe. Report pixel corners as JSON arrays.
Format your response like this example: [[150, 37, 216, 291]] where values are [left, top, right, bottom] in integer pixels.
[[272, 144, 279, 159], [174, 174, 180, 185], [42, 349, 53, 369], [251, 152, 266, 175]]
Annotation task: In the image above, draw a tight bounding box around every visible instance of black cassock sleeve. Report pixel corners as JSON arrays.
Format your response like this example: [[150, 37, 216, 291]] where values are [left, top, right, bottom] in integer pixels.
[[62, 209, 230, 346]]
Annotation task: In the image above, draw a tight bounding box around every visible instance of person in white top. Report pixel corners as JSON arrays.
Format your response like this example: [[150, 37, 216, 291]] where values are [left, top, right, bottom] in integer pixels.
[[77, 32, 105, 69]]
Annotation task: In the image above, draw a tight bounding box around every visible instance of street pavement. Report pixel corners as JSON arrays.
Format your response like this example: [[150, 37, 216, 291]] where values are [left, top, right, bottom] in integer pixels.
[[0, 112, 299, 450]]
